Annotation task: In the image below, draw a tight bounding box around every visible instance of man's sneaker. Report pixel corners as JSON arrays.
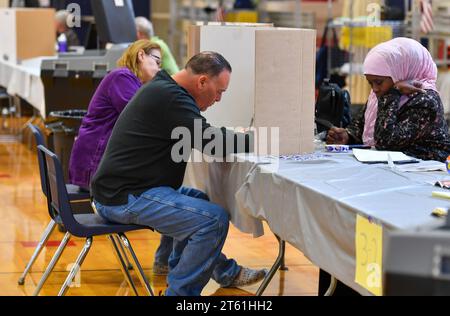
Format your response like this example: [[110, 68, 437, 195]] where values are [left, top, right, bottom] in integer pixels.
[[153, 262, 169, 275], [223, 267, 268, 288]]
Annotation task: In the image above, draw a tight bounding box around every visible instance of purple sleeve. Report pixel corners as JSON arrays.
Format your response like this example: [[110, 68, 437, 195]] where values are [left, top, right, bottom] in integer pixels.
[[107, 72, 142, 113]]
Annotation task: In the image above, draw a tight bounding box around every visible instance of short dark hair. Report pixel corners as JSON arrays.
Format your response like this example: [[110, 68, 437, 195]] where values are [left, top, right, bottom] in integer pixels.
[[185, 51, 232, 77]]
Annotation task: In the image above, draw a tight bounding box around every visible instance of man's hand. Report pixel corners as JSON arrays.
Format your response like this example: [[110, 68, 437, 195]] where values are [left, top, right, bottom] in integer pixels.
[[326, 127, 349, 145], [394, 80, 426, 96]]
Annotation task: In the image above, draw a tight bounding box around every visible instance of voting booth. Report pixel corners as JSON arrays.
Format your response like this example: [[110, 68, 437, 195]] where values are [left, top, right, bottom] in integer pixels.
[[0, 8, 56, 64], [188, 24, 316, 155]]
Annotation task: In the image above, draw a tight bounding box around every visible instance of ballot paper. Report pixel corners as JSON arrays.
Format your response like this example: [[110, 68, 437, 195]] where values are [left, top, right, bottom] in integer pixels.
[[395, 160, 446, 172], [279, 153, 331, 162], [353, 149, 417, 164]]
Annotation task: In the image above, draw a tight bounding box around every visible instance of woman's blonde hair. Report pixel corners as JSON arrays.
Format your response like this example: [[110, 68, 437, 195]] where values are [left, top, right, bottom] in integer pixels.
[[117, 40, 162, 81]]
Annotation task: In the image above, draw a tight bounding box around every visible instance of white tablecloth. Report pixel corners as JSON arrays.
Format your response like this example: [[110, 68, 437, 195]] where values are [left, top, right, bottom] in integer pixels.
[[0, 57, 54, 118], [184, 151, 449, 295]]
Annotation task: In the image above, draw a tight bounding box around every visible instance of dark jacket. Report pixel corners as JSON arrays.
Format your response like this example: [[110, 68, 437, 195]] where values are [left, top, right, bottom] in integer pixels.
[[346, 89, 450, 162]]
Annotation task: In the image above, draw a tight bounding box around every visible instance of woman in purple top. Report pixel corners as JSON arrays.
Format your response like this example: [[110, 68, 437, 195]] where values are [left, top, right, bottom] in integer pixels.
[[69, 40, 161, 189], [70, 40, 173, 276]]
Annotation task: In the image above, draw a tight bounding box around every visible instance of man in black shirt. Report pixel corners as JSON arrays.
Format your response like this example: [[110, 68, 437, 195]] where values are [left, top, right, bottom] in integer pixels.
[[92, 52, 266, 296]]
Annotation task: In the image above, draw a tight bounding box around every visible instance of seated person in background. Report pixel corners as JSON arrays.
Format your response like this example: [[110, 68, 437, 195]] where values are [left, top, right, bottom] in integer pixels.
[[11, 0, 40, 7], [69, 40, 161, 190], [55, 10, 80, 47], [135, 16, 180, 75], [327, 37, 450, 162], [91, 52, 267, 296]]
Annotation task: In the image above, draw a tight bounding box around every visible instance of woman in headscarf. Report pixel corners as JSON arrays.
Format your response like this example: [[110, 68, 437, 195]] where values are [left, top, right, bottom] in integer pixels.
[[327, 37, 450, 162]]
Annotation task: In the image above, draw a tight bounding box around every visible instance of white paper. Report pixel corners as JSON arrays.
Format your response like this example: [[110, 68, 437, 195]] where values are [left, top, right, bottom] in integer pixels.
[[395, 160, 446, 172], [353, 149, 415, 163], [114, 0, 124, 7]]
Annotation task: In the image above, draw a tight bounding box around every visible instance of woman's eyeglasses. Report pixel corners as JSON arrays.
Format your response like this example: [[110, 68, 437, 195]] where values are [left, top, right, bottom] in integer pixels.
[[149, 54, 161, 67]]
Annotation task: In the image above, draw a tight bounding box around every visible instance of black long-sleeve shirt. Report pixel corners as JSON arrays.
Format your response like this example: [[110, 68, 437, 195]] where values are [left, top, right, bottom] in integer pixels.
[[91, 70, 252, 206], [346, 89, 450, 162]]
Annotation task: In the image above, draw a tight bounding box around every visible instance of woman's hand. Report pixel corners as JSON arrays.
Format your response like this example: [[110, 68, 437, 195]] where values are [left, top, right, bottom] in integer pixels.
[[326, 127, 349, 145], [394, 80, 426, 96]]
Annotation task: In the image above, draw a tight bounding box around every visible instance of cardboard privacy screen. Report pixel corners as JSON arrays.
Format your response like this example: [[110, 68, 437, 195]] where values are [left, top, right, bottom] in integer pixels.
[[0, 8, 56, 64], [188, 24, 316, 155]]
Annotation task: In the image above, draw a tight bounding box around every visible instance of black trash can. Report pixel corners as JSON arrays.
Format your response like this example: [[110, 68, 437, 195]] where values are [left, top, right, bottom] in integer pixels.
[[46, 110, 87, 183]]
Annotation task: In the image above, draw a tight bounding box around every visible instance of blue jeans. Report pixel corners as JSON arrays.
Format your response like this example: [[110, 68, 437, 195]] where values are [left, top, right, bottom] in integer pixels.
[[154, 188, 210, 267], [94, 186, 240, 296]]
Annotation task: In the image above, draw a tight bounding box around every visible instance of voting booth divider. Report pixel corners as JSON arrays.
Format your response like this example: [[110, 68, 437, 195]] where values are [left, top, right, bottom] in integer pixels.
[[188, 24, 316, 155], [0, 8, 56, 64]]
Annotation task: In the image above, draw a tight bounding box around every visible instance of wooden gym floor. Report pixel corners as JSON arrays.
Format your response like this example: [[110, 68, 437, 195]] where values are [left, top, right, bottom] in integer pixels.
[[0, 133, 319, 296]]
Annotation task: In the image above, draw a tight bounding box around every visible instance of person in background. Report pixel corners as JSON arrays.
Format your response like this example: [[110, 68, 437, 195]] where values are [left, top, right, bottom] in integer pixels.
[[91, 52, 267, 296], [327, 37, 450, 162], [135, 16, 180, 75], [55, 9, 80, 47], [10, 0, 40, 7], [69, 40, 161, 190]]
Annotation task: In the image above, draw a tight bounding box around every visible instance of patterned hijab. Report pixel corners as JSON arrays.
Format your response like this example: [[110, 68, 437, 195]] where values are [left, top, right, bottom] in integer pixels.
[[362, 37, 438, 146]]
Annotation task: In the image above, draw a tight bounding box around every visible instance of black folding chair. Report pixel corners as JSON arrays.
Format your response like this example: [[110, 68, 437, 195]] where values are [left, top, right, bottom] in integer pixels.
[[18, 124, 92, 286], [36, 145, 154, 296]]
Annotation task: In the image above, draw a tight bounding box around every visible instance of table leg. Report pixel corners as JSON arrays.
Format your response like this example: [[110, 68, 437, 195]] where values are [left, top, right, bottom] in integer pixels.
[[256, 234, 287, 296]]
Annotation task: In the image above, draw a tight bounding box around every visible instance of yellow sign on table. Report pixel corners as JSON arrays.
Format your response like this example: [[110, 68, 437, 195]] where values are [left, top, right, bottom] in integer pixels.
[[355, 214, 383, 296]]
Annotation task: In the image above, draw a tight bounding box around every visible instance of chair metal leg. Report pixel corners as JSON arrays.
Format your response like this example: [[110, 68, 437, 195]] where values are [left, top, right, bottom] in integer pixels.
[[256, 235, 286, 296], [108, 235, 139, 296], [58, 237, 92, 296], [1, 106, 8, 131], [118, 233, 154, 296], [18, 219, 57, 285], [115, 235, 133, 270], [324, 276, 337, 296], [33, 231, 71, 296], [9, 96, 18, 135]]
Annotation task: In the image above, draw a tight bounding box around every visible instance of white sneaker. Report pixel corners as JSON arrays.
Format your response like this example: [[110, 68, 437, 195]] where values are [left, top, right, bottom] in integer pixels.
[[223, 267, 268, 288]]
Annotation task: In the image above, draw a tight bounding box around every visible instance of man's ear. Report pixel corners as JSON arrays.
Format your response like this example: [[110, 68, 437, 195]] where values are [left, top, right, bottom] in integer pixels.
[[198, 75, 208, 89]]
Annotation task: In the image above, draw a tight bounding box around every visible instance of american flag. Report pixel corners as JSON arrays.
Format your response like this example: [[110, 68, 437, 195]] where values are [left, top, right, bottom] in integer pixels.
[[215, 5, 225, 22], [420, 0, 434, 34]]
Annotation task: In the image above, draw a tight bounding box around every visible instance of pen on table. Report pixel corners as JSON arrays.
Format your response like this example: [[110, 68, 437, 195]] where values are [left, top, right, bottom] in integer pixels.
[[393, 160, 420, 165], [364, 160, 419, 165], [348, 144, 372, 149]]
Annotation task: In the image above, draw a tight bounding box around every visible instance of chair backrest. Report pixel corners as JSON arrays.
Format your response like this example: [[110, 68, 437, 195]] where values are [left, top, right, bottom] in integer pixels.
[[37, 145, 80, 232], [28, 124, 48, 197]]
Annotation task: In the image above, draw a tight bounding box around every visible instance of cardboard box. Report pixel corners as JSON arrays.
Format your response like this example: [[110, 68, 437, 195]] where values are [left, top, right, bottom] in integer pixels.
[[188, 25, 316, 155], [0, 8, 56, 64]]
